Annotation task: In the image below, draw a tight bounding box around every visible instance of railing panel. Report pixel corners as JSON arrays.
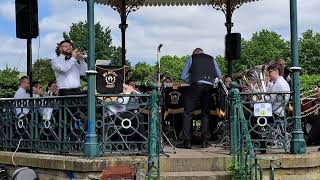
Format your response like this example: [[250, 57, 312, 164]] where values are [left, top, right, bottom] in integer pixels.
[[238, 92, 292, 153], [0, 94, 152, 155], [96, 94, 151, 154]]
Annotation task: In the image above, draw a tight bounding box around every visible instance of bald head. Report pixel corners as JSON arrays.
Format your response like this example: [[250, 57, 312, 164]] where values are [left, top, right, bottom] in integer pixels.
[[192, 48, 204, 55]]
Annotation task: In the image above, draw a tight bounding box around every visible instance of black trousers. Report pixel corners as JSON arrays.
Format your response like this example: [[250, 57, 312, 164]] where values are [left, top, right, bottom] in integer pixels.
[[181, 83, 213, 142]]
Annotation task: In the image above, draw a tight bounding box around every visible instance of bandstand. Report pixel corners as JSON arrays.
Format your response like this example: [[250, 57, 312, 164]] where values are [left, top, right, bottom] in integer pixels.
[[0, 0, 313, 179]]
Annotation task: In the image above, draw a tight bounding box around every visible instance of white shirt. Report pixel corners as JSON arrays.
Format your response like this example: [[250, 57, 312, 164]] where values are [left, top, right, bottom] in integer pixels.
[[14, 87, 30, 117], [267, 76, 290, 117], [51, 54, 88, 89]]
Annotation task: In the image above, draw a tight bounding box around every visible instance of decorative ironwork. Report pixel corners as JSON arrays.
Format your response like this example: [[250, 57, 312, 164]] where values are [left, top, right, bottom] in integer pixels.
[[229, 88, 279, 179], [0, 93, 153, 155], [237, 91, 292, 152], [211, 0, 243, 15], [108, 0, 145, 19], [96, 93, 151, 154]]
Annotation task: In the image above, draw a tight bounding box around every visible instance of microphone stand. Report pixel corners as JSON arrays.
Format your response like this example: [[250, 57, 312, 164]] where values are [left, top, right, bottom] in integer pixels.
[[156, 44, 176, 155]]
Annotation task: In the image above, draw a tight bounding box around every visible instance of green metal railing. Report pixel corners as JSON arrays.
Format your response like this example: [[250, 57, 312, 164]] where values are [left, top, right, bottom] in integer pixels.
[[0, 93, 160, 157], [229, 87, 293, 179]]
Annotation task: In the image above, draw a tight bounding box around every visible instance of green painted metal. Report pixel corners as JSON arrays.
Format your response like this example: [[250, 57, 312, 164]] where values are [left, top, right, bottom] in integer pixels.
[[289, 0, 306, 154], [230, 86, 238, 156], [0, 94, 152, 155], [147, 90, 160, 180], [84, 0, 98, 157]]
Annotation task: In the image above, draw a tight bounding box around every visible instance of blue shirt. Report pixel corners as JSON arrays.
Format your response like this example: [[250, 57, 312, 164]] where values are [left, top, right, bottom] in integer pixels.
[[181, 55, 222, 85]]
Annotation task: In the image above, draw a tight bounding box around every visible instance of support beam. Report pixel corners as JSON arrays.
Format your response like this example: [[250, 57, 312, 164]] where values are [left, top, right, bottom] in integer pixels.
[[225, 0, 233, 76], [27, 38, 33, 97], [289, 0, 306, 154], [120, 0, 127, 66], [84, 0, 98, 157]]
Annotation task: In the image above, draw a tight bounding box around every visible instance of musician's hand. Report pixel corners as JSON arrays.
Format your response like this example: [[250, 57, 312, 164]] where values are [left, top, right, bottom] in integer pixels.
[[72, 49, 79, 59], [124, 85, 135, 94]]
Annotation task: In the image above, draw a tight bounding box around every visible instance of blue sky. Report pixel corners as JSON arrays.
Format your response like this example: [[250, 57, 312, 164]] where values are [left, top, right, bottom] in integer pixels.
[[0, 0, 320, 72]]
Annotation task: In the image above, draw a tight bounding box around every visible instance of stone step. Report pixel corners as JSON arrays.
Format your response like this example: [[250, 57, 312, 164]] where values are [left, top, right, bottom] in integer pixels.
[[160, 157, 231, 172], [160, 171, 231, 180]]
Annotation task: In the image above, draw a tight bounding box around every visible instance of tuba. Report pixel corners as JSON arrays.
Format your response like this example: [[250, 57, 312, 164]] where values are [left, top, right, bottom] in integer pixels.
[[235, 64, 269, 93]]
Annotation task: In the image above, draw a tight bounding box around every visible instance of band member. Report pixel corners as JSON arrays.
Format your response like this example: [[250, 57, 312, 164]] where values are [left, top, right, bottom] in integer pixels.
[[252, 63, 290, 154], [14, 76, 30, 118], [177, 48, 221, 149], [32, 81, 44, 97], [47, 81, 58, 96], [51, 40, 87, 96], [266, 63, 291, 117]]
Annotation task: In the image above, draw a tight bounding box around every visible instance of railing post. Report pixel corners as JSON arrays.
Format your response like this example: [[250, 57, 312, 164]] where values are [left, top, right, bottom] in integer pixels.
[[289, 0, 306, 154], [147, 90, 160, 180], [84, 0, 98, 157], [230, 86, 238, 155]]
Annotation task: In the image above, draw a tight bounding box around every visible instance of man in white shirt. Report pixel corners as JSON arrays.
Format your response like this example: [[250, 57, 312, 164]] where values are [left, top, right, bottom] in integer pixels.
[[266, 63, 291, 117], [14, 76, 30, 118], [51, 40, 88, 96]]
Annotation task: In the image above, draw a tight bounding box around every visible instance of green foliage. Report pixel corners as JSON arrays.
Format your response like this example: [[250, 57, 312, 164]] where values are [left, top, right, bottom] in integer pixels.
[[132, 62, 155, 81], [33, 59, 55, 88], [56, 21, 124, 65], [0, 67, 20, 98], [299, 29, 320, 74], [215, 55, 227, 75], [158, 55, 189, 81], [234, 29, 290, 72], [300, 74, 320, 92]]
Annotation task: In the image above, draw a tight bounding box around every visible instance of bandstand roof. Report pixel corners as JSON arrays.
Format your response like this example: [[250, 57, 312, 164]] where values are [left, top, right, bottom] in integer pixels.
[[79, 0, 259, 7]]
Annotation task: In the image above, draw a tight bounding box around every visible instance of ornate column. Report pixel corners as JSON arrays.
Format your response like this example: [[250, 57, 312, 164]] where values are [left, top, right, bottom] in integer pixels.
[[211, 0, 244, 76], [109, 0, 144, 65], [289, 0, 305, 154]]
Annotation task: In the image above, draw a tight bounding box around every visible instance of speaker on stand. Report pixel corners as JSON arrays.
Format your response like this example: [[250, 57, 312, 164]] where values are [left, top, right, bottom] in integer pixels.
[[15, 0, 39, 97], [225, 33, 241, 76]]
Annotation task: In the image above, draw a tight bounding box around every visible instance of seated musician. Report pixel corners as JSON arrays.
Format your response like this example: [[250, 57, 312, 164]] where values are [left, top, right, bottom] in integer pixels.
[[251, 63, 290, 153], [14, 76, 31, 119], [177, 48, 222, 149]]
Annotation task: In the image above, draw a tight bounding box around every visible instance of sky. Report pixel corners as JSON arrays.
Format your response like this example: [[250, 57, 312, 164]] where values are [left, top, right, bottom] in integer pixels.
[[0, 0, 320, 72]]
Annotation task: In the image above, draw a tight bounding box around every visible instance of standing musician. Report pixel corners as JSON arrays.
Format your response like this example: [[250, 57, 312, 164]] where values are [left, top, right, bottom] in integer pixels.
[[51, 40, 87, 96], [177, 48, 222, 149]]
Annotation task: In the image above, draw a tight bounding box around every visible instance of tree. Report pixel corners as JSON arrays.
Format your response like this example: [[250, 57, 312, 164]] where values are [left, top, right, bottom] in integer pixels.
[[158, 55, 189, 81], [299, 29, 320, 74], [132, 62, 155, 81], [215, 55, 227, 76], [233, 30, 290, 72], [0, 67, 20, 98], [33, 59, 55, 88], [56, 21, 124, 65]]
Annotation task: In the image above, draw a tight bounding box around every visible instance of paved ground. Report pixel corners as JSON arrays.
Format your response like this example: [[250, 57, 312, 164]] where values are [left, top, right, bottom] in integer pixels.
[[162, 143, 320, 159]]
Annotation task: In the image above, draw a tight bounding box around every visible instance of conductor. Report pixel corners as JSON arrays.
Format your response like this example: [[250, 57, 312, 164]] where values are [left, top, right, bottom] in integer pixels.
[[177, 48, 221, 149]]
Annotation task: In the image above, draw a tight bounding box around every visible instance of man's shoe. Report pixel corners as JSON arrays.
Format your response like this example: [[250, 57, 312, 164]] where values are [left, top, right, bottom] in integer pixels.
[[176, 141, 191, 149], [201, 142, 211, 148]]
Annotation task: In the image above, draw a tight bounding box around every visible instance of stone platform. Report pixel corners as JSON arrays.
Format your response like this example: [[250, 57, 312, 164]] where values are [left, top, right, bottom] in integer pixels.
[[1, 146, 320, 179]]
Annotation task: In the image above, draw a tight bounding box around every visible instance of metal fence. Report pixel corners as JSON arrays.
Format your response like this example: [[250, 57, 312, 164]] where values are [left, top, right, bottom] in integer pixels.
[[0, 93, 156, 155], [229, 88, 292, 179]]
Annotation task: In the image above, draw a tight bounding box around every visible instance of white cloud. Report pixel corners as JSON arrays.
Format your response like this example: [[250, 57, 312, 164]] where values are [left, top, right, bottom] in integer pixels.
[[0, 0, 15, 22]]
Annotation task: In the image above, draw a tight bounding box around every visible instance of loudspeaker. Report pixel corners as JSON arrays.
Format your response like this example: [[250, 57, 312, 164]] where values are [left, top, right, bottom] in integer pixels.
[[225, 33, 241, 60], [15, 0, 39, 39]]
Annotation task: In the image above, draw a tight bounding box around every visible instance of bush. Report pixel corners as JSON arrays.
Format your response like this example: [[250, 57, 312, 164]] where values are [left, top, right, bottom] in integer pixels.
[[300, 74, 320, 93], [0, 67, 20, 98]]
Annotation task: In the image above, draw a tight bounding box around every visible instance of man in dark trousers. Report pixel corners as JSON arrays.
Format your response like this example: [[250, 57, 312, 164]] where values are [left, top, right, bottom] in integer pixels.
[[177, 48, 221, 149]]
